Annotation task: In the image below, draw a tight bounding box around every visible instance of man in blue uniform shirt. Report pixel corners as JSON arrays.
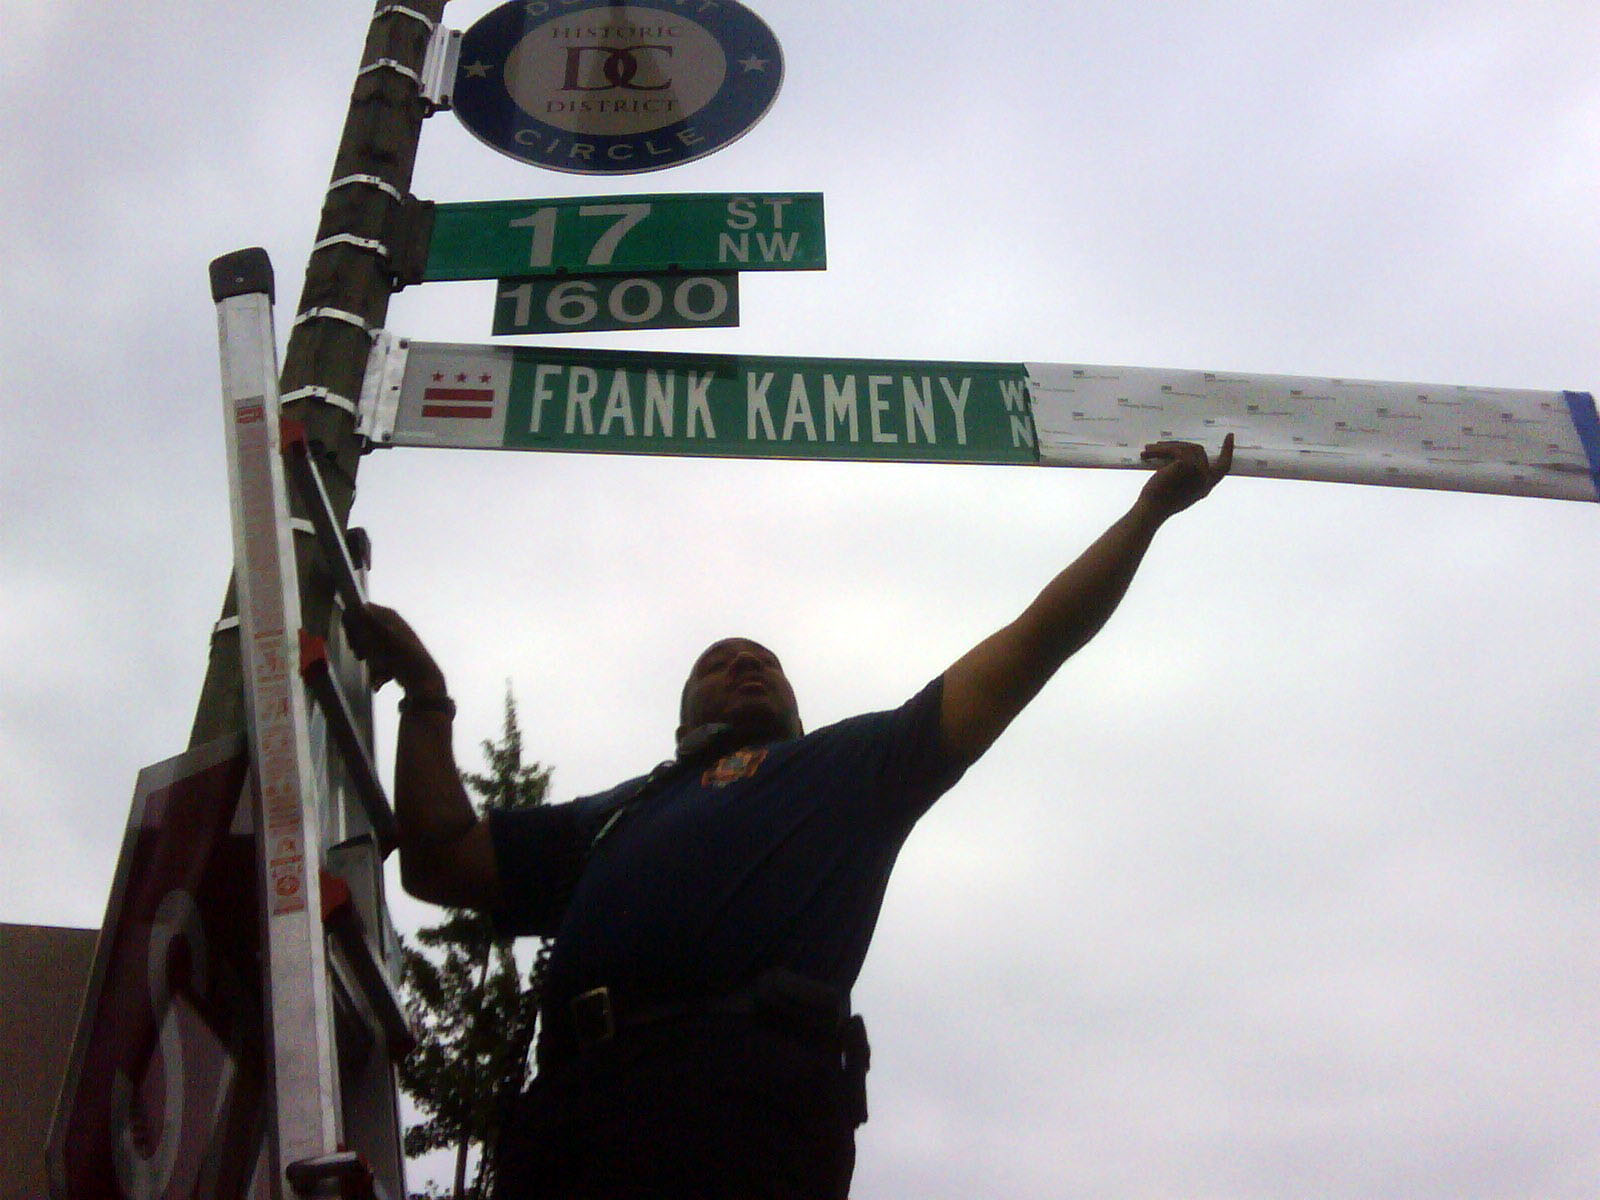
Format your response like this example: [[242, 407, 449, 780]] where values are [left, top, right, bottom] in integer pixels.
[[355, 436, 1231, 1199]]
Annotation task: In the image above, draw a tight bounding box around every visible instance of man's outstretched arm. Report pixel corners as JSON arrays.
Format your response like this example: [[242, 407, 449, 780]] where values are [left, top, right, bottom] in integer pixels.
[[939, 436, 1233, 767], [345, 603, 502, 910]]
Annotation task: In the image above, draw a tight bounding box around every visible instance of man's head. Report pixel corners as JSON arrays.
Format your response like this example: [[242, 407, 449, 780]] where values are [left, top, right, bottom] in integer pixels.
[[677, 637, 802, 747]]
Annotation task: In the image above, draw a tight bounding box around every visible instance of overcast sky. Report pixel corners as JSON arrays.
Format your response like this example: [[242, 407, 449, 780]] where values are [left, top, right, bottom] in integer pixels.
[[3, 2, 1597, 1196]]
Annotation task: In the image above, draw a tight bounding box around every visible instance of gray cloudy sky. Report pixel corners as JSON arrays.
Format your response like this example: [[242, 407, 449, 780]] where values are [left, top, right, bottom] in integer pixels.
[[3, 2, 1596, 1196]]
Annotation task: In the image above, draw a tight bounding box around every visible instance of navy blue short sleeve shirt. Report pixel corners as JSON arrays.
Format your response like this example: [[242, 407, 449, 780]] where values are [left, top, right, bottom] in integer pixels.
[[488, 678, 964, 1006]]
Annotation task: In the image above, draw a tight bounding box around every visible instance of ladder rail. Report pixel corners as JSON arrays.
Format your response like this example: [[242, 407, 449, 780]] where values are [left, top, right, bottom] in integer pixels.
[[284, 421, 368, 616], [300, 630, 399, 853], [212, 248, 343, 1192], [322, 871, 415, 1058]]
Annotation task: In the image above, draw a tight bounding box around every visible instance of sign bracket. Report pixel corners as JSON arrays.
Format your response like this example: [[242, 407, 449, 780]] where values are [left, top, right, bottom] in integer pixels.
[[356, 331, 409, 447], [386, 197, 435, 289], [418, 22, 461, 112]]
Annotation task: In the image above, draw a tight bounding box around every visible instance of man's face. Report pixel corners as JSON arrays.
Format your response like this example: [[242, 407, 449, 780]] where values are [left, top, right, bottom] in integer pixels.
[[678, 637, 802, 744]]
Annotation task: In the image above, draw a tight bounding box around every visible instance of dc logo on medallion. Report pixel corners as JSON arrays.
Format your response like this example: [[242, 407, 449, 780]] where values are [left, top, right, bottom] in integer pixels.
[[454, 0, 785, 175]]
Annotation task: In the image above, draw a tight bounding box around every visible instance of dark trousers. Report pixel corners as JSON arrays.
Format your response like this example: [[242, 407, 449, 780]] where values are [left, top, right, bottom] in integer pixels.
[[494, 1014, 860, 1200]]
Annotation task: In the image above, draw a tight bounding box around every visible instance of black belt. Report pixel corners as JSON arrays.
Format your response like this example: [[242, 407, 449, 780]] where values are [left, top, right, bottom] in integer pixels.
[[565, 968, 850, 1052], [543, 970, 872, 1126]]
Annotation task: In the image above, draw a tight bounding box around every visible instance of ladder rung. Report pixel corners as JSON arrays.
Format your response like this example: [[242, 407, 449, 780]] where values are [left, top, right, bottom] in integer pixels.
[[299, 632, 398, 852], [322, 871, 416, 1059], [285, 1148, 391, 1199], [283, 418, 368, 615]]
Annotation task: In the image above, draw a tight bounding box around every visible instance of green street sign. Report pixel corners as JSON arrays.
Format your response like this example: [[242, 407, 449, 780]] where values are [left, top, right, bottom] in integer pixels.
[[379, 342, 1039, 465], [494, 272, 739, 335], [363, 342, 1599, 501], [423, 193, 825, 282]]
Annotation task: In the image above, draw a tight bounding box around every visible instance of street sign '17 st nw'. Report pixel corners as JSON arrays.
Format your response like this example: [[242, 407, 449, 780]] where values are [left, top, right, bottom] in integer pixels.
[[422, 192, 824, 281]]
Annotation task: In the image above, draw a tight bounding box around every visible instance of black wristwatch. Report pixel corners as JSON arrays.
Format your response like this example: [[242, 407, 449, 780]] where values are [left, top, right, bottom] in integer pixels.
[[399, 692, 457, 718]]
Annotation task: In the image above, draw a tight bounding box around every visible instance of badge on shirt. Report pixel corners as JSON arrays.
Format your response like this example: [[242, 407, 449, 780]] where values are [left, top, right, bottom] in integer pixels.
[[702, 747, 769, 787]]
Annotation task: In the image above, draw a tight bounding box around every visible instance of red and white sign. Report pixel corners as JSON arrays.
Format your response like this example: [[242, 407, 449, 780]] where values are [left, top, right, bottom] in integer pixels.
[[48, 735, 270, 1199], [389, 344, 514, 448]]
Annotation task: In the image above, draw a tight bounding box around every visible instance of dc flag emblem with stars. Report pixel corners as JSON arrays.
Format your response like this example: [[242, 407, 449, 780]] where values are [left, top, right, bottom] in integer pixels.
[[453, 0, 784, 174], [422, 372, 498, 420], [393, 346, 514, 449]]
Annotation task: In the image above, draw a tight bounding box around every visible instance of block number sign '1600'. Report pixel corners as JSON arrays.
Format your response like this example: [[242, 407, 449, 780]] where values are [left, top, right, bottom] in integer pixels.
[[494, 270, 740, 335]]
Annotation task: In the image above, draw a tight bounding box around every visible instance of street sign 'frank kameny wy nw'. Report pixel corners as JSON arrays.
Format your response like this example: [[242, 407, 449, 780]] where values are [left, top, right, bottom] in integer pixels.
[[367, 342, 1037, 464], [358, 341, 1600, 502]]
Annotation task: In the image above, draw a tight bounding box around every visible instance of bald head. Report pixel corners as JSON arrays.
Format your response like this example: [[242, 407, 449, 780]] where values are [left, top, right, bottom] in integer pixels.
[[677, 637, 802, 745]]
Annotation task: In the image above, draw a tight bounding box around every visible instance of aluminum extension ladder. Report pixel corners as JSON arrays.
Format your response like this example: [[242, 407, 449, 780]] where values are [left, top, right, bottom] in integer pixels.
[[212, 247, 411, 1198]]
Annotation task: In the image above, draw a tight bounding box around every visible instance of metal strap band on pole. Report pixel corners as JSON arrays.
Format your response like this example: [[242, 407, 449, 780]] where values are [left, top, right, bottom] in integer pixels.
[[327, 173, 406, 203], [281, 385, 361, 417], [311, 233, 391, 260], [293, 307, 374, 334], [374, 4, 436, 31], [356, 57, 422, 87]]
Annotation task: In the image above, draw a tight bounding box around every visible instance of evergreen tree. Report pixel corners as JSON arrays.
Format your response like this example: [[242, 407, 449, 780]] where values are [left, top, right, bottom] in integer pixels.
[[400, 688, 552, 1199]]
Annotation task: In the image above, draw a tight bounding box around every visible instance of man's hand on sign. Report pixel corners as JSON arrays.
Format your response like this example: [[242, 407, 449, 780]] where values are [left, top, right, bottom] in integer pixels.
[[343, 602, 448, 698], [1138, 434, 1234, 519]]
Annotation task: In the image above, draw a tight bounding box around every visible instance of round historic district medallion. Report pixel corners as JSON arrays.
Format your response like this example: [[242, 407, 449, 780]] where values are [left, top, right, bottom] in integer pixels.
[[453, 0, 785, 174]]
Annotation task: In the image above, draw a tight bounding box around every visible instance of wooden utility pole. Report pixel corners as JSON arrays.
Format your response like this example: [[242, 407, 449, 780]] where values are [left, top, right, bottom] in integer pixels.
[[191, 0, 446, 747]]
